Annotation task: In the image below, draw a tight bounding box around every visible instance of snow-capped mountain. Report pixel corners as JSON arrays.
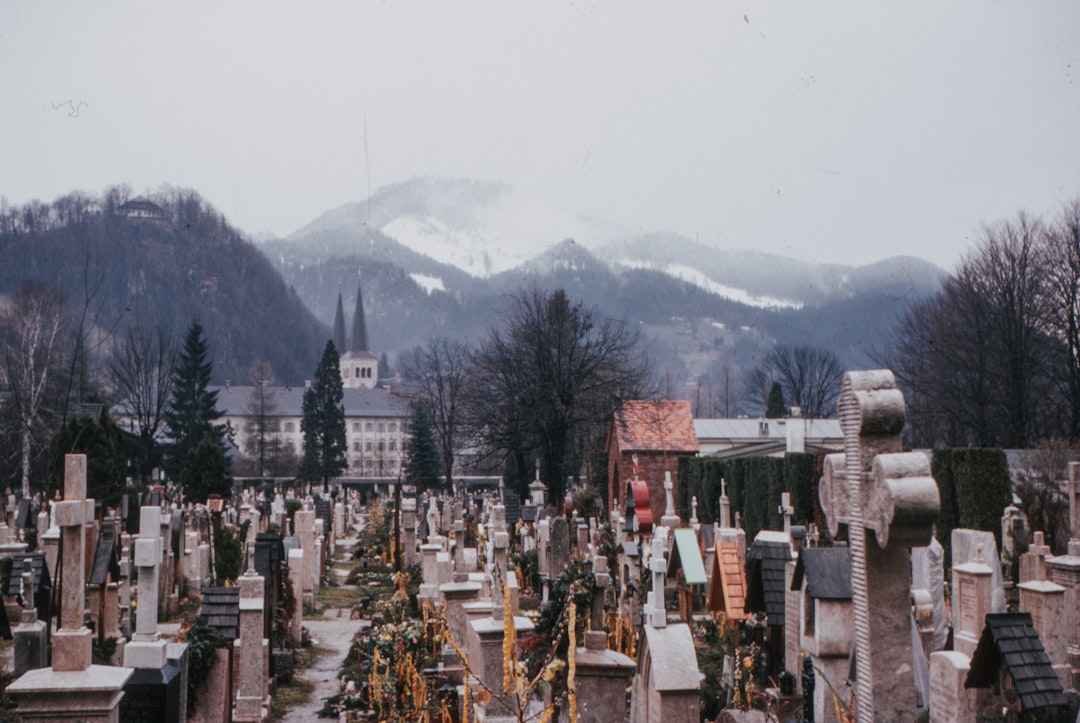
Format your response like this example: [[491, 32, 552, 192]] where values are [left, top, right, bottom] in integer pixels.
[[265, 177, 945, 377], [288, 177, 623, 278]]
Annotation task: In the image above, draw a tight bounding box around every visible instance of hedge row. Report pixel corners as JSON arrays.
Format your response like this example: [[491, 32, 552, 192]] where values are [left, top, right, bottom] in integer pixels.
[[930, 448, 1011, 567], [676, 453, 819, 542]]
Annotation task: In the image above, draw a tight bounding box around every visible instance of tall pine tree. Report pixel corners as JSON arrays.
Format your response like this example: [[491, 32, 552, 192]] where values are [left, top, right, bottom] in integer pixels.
[[300, 341, 347, 491], [765, 381, 788, 419], [404, 402, 442, 493], [164, 321, 226, 484]]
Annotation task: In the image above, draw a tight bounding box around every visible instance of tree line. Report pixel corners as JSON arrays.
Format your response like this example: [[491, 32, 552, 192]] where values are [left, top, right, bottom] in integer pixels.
[[881, 200, 1080, 449]]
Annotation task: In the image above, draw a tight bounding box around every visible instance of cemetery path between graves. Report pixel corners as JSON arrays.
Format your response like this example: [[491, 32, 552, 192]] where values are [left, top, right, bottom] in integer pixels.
[[279, 608, 360, 722], [279, 527, 363, 722]]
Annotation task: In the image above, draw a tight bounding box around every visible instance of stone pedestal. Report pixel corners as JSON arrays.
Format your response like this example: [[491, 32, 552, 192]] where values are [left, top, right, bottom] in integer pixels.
[[1045, 539, 1080, 685], [573, 630, 635, 723], [952, 553, 993, 658], [287, 548, 304, 643], [234, 566, 269, 722], [469, 615, 535, 715], [12, 613, 48, 676]]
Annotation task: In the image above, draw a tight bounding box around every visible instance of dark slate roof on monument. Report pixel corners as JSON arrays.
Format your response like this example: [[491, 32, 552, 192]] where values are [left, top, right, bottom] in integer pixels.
[[744, 532, 792, 625], [612, 399, 699, 453], [198, 587, 241, 640], [4, 553, 49, 597], [965, 613, 1066, 711], [791, 546, 851, 600], [213, 384, 409, 417]]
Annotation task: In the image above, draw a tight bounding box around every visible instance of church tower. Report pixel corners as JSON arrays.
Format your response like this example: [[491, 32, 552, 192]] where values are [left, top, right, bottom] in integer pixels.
[[332, 291, 347, 354], [339, 285, 378, 389]]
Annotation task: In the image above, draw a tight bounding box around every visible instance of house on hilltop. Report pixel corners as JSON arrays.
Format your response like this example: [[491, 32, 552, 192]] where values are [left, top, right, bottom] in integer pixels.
[[607, 399, 699, 524], [117, 196, 167, 223]]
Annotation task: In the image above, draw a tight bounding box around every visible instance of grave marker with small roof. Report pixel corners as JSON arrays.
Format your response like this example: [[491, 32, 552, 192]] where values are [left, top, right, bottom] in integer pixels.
[[965, 612, 1067, 716]]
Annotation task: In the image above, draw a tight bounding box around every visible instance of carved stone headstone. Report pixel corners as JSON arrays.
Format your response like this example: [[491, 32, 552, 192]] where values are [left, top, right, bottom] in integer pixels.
[[819, 370, 940, 721], [550, 516, 570, 575]]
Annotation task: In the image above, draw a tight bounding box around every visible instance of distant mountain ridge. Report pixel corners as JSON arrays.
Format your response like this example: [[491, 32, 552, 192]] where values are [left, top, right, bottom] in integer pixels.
[[265, 177, 946, 390]]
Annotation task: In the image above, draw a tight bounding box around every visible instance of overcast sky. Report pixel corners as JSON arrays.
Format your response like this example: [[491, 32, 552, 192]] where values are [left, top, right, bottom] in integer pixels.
[[3, 2, 1079, 268]]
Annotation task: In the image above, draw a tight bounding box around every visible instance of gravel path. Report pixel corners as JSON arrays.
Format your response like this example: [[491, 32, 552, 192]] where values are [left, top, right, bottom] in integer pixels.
[[279, 608, 363, 722], [278, 526, 364, 722]]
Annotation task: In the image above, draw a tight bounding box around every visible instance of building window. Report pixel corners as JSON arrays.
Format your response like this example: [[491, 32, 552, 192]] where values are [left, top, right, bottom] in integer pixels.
[[365, 422, 373, 432], [378, 423, 385, 434], [389, 440, 397, 451], [366, 441, 372, 451], [353, 422, 361, 432], [353, 440, 360, 451], [285, 421, 294, 432], [377, 441, 385, 452]]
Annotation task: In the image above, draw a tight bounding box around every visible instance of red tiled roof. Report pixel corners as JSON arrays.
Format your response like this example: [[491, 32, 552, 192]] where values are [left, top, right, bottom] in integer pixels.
[[612, 400, 699, 453]]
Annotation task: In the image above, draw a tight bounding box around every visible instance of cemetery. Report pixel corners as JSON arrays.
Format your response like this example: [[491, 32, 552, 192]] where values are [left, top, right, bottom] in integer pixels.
[[0, 369, 1079, 722]]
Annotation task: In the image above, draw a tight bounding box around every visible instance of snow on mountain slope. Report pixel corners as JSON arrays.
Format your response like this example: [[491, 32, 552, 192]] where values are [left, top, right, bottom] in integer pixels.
[[377, 181, 622, 277], [617, 259, 804, 309]]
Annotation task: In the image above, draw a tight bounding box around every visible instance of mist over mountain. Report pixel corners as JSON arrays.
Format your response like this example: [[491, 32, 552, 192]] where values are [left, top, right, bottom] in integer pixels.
[[266, 177, 946, 395], [0, 179, 944, 409]]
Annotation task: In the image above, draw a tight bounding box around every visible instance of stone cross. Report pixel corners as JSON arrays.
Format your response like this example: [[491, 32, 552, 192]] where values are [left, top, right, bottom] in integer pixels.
[[644, 536, 667, 628], [660, 471, 680, 529], [125, 505, 168, 669], [719, 479, 731, 529], [53, 454, 96, 672], [779, 492, 794, 534], [819, 370, 940, 721]]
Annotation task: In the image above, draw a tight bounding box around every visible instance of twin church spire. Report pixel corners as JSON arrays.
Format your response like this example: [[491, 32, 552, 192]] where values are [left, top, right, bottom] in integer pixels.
[[334, 286, 378, 389], [332, 285, 370, 355]]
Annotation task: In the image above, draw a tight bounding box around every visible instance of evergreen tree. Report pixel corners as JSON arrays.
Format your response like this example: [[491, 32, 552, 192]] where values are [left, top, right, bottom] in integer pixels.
[[404, 403, 442, 493], [299, 341, 347, 491], [164, 321, 226, 483], [765, 381, 788, 418], [47, 410, 127, 507], [181, 438, 233, 502]]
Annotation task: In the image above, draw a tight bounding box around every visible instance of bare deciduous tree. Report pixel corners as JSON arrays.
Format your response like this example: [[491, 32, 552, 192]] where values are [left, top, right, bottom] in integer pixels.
[[0, 283, 68, 496], [468, 287, 650, 504], [742, 344, 844, 418], [108, 325, 176, 483], [406, 337, 469, 493]]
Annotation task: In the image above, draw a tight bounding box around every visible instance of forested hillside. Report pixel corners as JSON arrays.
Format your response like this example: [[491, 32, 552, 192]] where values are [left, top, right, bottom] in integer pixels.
[[0, 187, 326, 385]]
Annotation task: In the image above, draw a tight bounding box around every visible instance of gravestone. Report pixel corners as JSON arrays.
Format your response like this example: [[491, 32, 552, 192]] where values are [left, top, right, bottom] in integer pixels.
[[1019, 531, 1052, 583], [818, 370, 940, 721], [550, 516, 570, 575], [929, 651, 975, 723], [122, 506, 184, 723], [951, 545, 993, 658], [950, 529, 1005, 620], [7, 455, 133, 721], [234, 554, 269, 721]]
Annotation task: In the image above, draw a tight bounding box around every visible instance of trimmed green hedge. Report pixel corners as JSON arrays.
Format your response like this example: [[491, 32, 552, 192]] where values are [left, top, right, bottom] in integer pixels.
[[931, 448, 1011, 567], [677, 453, 818, 542]]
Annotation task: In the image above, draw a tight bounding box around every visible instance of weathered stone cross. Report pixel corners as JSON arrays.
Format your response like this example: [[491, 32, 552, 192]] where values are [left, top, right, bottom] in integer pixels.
[[819, 370, 940, 721]]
